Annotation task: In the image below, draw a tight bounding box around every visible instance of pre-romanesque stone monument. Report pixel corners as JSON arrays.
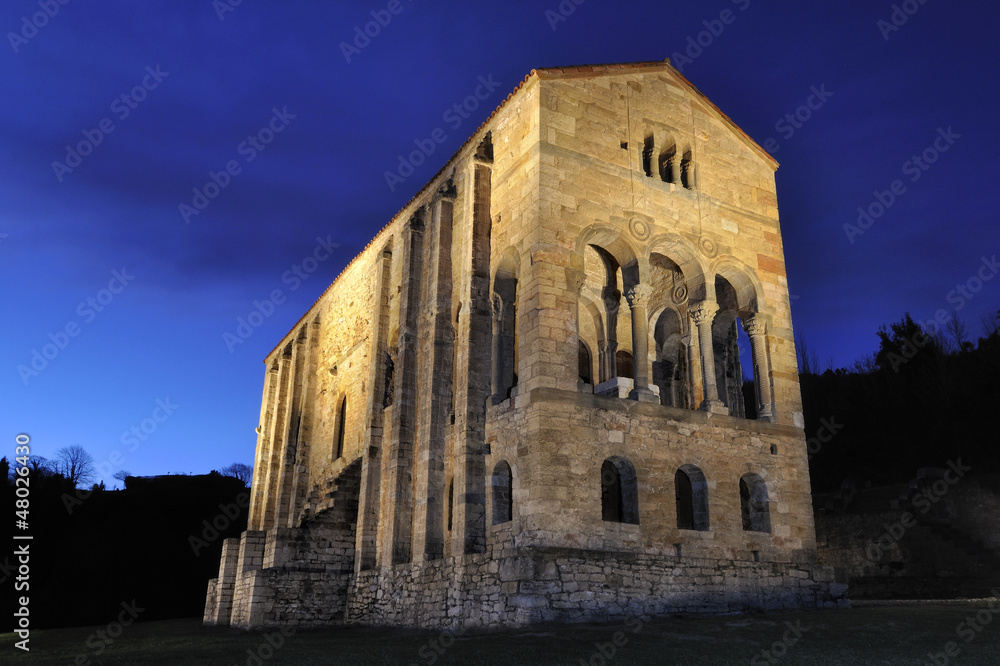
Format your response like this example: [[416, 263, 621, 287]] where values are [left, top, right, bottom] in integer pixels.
[[204, 60, 846, 630]]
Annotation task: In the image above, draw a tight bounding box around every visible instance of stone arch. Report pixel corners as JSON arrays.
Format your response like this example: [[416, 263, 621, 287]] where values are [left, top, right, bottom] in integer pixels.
[[646, 233, 708, 303], [600, 456, 639, 525], [574, 224, 643, 288], [709, 257, 764, 314], [491, 247, 520, 403], [710, 259, 769, 420], [740, 473, 771, 533], [675, 464, 709, 531], [491, 460, 513, 525], [575, 225, 648, 388], [651, 306, 688, 408]]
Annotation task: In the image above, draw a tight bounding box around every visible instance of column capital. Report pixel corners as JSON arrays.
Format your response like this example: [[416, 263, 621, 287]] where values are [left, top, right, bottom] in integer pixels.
[[565, 268, 587, 296], [742, 312, 771, 337], [602, 289, 622, 314], [625, 283, 654, 309], [688, 300, 719, 325]]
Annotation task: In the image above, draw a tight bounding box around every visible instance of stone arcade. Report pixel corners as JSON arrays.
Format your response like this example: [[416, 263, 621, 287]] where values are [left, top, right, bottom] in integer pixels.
[[204, 60, 847, 630]]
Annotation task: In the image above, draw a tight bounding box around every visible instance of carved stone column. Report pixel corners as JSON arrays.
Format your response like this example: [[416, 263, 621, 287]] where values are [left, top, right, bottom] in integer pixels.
[[602, 288, 621, 379], [743, 313, 775, 422], [681, 333, 701, 409], [626, 284, 657, 402], [689, 301, 727, 414]]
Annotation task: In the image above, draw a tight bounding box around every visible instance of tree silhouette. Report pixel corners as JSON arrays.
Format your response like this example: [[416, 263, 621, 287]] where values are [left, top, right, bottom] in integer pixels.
[[53, 446, 96, 488], [29, 455, 55, 475], [219, 463, 252, 487]]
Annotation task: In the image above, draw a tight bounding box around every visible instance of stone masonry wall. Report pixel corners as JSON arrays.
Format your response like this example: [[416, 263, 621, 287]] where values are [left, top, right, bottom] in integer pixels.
[[339, 546, 844, 631], [488, 388, 816, 563]]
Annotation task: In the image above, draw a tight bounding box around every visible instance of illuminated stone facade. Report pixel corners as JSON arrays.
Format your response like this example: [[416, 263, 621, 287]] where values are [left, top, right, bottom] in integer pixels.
[[204, 60, 846, 630]]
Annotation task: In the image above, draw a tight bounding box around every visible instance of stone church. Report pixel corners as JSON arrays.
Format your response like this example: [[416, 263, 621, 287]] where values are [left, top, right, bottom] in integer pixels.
[[204, 59, 846, 630]]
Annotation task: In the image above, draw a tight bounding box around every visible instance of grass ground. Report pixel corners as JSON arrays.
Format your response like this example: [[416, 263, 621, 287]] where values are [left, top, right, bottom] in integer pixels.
[[3, 602, 999, 665]]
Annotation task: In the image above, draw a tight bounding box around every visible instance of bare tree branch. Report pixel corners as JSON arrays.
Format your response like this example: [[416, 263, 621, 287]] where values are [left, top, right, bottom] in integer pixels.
[[54, 446, 97, 487], [220, 463, 253, 487]]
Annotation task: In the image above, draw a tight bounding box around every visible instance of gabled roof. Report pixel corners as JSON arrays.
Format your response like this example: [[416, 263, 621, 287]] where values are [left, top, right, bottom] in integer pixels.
[[534, 60, 777, 168], [264, 59, 775, 361]]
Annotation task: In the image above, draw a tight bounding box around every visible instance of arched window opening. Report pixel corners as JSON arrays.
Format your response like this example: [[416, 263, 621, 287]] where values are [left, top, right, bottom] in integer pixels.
[[740, 473, 771, 533], [615, 350, 634, 380], [491, 461, 512, 525], [659, 143, 677, 184], [492, 255, 518, 404], [713, 277, 746, 418], [578, 340, 593, 384], [675, 465, 709, 531], [653, 308, 689, 408], [334, 396, 347, 460], [446, 479, 454, 532], [641, 133, 654, 177], [601, 457, 639, 524], [681, 149, 695, 189]]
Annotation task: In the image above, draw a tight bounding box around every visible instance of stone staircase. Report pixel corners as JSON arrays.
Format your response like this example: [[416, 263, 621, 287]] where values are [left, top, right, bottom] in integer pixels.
[[297, 457, 362, 527]]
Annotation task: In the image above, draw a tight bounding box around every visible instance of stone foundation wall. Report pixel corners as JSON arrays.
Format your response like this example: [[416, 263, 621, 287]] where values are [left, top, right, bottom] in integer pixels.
[[340, 546, 845, 630]]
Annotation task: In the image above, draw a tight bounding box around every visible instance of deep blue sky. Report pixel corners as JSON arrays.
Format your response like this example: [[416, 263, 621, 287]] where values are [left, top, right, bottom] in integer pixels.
[[3, 0, 998, 487]]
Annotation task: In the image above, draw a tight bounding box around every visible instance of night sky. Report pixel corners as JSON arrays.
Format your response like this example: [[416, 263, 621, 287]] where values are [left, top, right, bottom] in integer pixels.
[[4, 0, 998, 487]]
